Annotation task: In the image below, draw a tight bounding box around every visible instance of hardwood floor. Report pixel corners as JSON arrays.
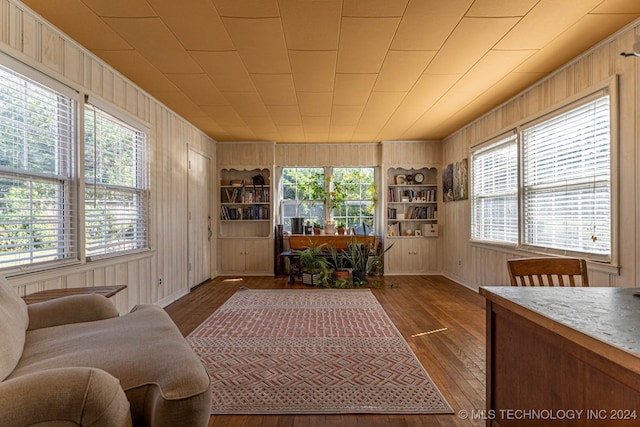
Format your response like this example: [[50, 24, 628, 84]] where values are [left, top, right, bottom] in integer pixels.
[[165, 275, 486, 427]]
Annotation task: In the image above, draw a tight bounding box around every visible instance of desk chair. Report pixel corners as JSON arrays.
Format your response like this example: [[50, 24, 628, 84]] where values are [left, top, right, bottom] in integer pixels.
[[507, 257, 589, 287]]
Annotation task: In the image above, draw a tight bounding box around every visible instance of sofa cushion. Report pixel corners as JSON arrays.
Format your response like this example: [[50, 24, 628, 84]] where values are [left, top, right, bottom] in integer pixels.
[[0, 276, 28, 381], [9, 304, 211, 426]]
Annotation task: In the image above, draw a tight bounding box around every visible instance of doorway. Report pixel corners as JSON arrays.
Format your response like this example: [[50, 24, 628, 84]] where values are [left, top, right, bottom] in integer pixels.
[[187, 148, 211, 289]]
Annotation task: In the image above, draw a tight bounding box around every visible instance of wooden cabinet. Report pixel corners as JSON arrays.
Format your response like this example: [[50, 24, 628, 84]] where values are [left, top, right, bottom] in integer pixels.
[[217, 166, 273, 275], [218, 238, 273, 275], [383, 166, 439, 274], [384, 237, 438, 274]]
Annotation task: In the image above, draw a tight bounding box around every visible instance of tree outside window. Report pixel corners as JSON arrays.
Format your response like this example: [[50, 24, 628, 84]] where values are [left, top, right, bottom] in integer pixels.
[[281, 167, 376, 234]]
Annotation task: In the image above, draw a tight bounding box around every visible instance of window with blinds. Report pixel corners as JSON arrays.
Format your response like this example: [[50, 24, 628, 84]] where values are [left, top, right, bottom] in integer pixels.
[[0, 64, 77, 269], [470, 88, 612, 260], [470, 133, 518, 244], [521, 92, 611, 258], [84, 105, 149, 258]]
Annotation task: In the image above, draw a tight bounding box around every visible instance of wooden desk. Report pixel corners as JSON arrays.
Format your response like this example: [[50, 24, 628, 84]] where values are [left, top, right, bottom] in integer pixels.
[[480, 286, 640, 426], [23, 285, 127, 305]]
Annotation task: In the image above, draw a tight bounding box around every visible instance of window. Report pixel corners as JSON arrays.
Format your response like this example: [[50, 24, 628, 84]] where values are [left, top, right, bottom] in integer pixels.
[[281, 167, 325, 233], [331, 167, 375, 230], [84, 104, 149, 258], [470, 88, 613, 261], [521, 93, 610, 257], [280, 167, 376, 233], [470, 133, 518, 244], [0, 62, 77, 269]]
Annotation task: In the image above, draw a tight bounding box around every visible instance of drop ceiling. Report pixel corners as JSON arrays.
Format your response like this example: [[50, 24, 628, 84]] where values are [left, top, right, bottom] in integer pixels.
[[21, 0, 640, 143]]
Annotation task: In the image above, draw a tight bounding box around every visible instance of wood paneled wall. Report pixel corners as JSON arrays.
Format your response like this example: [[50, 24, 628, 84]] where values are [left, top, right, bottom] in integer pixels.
[[1, 0, 216, 312], [380, 140, 441, 167], [275, 143, 380, 166], [217, 141, 276, 167], [441, 22, 640, 290]]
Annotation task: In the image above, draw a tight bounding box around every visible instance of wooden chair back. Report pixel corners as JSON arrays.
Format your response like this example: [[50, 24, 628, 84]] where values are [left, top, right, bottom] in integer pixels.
[[507, 257, 589, 287]]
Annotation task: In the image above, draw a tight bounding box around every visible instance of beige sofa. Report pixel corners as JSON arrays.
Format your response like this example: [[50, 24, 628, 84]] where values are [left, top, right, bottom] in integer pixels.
[[0, 275, 211, 426]]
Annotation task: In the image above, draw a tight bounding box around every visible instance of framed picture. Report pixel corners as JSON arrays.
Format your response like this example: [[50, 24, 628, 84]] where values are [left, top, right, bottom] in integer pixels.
[[395, 174, 407, 185]]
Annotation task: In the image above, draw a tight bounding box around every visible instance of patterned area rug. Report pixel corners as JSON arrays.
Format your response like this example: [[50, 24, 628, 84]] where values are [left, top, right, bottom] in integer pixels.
[[187, 288, 453, 414]]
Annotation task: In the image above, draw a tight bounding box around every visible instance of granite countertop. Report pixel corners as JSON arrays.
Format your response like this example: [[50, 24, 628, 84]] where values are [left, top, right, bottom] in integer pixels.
[[480, 286, 640, 362]]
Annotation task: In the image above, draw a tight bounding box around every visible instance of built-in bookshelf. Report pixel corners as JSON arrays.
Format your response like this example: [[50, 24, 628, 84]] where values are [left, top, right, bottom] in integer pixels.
[[219, 168, 271, 238], [386, 167, 438, 238]]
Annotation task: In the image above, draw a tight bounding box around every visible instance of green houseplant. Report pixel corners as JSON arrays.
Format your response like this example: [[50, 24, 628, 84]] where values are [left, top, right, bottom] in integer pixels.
[[296, 241, 328, 286], [328, 244, 349, 283], [343, 239, 394, 286], [343, 240, 371, 286]]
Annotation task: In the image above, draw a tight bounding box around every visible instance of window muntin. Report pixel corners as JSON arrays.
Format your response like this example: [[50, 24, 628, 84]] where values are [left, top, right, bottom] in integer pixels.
[[281, 167, 325, 233], [0, 64, 76, 269], [470, 134, 518, 244], [280, 167, 376, 233], [470, 90, 612, 260], [331, 167, 375, 231], [84, 105, 149, 258]]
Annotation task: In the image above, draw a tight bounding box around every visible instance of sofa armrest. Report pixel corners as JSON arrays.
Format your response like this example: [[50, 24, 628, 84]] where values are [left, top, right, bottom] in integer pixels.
[[0, 367, 131, 427], [27, 293, 120, 330]]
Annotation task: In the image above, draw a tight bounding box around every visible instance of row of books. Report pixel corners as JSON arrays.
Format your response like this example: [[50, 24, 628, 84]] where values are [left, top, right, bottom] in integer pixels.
[[222, 188, 270, 204], [387, 188, 436, 202], [387, 206, 437, 220], [220, 205, 270, 220]]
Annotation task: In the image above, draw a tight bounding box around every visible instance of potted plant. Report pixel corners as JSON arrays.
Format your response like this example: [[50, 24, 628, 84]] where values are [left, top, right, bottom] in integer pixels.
[[337, 220, 347, 235], [292, 171, 325, 234], [343, 240, 370, 286], [328, 244, 350, 283], [296, 241, 328, 286], [312, 221, 322, 235], [343, 239, 394, 286]]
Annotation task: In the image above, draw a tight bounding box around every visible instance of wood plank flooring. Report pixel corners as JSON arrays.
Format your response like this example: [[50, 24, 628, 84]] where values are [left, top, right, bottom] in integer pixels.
[[165, 275, 486, 427]]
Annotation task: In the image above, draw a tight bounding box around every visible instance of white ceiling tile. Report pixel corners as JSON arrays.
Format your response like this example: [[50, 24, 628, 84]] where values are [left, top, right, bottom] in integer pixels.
[[374, 50, 436, 92], [80, 0, 156, 17], [289, 51, 337, 92], [342, 0, 409, 17], [279, 0, 341, 50], [252, 74, 298, 106], [337, 17, 401, 73], [426, 17, 520, 74], [22, 0, 640, 142], [222, 18, 291, 74], [495, 0, 603, 50], [212, 0, 279, 17], [191, 51, 256, 92], [147, 0, 234, 50], [391, 0, 473, 50], [102, 17, 202, 73]]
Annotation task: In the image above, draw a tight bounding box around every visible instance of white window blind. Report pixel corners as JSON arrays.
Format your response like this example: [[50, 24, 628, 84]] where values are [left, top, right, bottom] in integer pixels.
[[470, 133, 518, 244], [521, 92, 611, 258], [0, 64, 76, 269], [84, 104, 149, 258]]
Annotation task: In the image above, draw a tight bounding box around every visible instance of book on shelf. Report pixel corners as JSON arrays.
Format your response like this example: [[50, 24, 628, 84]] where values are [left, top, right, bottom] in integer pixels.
[[404, 205, 437, 220], [220, 205, 270, 221], [222, 187, 270, 204], [388, 187, 436, 203]]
